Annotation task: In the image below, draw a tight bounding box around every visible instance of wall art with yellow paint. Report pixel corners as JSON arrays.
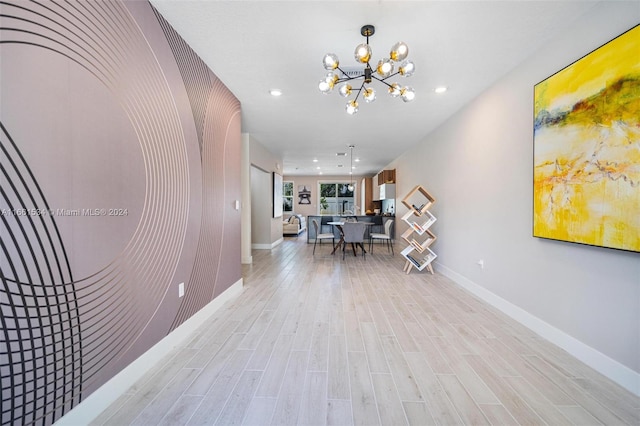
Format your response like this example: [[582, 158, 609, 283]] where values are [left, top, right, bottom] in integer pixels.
[[533, 24, 640, 252]]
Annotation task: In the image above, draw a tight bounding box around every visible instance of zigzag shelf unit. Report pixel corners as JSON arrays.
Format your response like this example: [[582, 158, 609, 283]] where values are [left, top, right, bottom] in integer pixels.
[[400, 185, 437, 274]]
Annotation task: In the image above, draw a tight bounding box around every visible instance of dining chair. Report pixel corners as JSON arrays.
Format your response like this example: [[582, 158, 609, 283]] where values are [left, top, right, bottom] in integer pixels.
[[312, 219, 335, 254], [341, 222, 367, 259], [369, 219, 394, 255]]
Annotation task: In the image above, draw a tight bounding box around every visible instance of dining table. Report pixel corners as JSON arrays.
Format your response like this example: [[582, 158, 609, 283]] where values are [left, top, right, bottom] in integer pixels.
[[327, 221, 373, 256]]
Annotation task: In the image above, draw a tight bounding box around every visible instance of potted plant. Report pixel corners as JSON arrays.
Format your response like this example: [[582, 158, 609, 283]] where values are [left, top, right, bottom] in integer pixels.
[[320, 196, 329, 214]]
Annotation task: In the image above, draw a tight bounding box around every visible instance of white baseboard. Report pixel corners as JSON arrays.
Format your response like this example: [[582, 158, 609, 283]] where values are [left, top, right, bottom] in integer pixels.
[[242, 255, 253, 264], [252, 237, 283, 250], [435, 262, 640, 397], [56, 278, 244, 425]]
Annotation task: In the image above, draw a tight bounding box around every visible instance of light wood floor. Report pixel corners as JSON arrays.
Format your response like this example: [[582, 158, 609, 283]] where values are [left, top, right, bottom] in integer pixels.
[[93, 236, 639, 425]]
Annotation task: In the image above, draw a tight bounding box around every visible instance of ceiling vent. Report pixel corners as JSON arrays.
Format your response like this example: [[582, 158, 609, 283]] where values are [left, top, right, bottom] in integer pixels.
[[336, 152, 347, 156], [338, 67, 364, 78]]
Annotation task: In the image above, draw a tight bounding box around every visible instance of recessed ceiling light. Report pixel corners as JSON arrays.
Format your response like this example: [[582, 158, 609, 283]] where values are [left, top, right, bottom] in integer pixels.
[[269, 89, 282, 96], [355, 158, 360, 162], [312, 158, 318, 162], [434, 86, 447, 94]]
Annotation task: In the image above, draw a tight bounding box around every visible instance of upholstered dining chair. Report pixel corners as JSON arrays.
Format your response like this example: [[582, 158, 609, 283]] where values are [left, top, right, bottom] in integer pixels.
[[369, 219, 394, 255], [341, 222, 367, 260], [312, 219, 335, 254]]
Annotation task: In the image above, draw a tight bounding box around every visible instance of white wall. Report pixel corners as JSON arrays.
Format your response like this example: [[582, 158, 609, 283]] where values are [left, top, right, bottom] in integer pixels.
[[241, 134, 252, 263], [250, 165, 271, 246], [248, 135, 284, 247], [390, 2, 639, 394]]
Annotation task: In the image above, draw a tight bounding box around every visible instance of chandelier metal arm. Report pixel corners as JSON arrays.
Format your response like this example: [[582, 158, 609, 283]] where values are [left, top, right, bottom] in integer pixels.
[[369, 72, 403, 88], [352, 80, 367, 102], [369, 75, 394, 88], [378, 71, 402, 82]]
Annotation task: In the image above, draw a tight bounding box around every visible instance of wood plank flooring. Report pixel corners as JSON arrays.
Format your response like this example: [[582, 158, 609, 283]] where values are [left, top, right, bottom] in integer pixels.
[[93, 236, 639, 425]]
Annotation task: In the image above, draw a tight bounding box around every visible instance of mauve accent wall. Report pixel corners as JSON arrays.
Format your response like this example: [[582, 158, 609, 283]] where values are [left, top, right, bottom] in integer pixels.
[[0, 1, 242, 424]]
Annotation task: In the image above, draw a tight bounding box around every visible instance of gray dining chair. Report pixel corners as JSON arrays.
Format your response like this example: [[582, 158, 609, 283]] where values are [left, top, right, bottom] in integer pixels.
[[341, 222, 367, 259], [312, 219, 335, 254], [369, 219, 394, 255]]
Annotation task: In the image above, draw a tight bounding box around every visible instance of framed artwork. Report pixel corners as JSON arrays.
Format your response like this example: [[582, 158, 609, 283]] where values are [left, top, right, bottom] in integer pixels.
[[273, 172, 283, 218], [533, 24, 639, 252], [298, 185, 311, 204]]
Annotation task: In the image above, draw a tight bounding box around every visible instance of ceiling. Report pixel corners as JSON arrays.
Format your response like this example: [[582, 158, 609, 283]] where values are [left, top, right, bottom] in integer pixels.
[[150, 0, 599, 177]]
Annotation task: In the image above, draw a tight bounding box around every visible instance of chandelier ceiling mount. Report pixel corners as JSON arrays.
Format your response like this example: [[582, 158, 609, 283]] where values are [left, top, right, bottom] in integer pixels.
[[318, 25, 415, 115], [360, 24, 375, 38]]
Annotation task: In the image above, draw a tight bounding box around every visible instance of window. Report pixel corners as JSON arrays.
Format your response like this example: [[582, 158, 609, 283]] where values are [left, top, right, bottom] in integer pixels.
[[319, 182, 354, 215], [283, 181, 294, 213]]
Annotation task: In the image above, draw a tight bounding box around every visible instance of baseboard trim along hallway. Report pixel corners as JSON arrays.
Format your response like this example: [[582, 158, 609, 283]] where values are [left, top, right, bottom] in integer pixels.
[[436, 262, 640, 397], [56, 279, 244, 425]]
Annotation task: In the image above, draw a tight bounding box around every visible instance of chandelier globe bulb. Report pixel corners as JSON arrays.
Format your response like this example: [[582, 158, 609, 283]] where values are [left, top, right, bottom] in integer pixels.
[[399, 60, 415, 76], [322, 53, 339, 70], [338, 83, 352, 97], [319, 73, 337, 93], [318, 79, 332, 93], [401, 86, 416, 102], [388, 83, 402, 97], [376, 58, 394, 77], [354, 43, 372, 64], [346, 100, 359, 115], [390, 41, 409, 61], [363, 87, 376, 103]]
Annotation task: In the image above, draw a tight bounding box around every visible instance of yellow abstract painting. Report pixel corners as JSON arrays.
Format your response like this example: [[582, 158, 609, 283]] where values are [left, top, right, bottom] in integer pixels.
[[533, 24, 640, 252]]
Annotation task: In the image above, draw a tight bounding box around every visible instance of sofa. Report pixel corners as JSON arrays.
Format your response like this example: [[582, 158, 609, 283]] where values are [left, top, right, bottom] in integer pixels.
[[283, 214, 306, 236]]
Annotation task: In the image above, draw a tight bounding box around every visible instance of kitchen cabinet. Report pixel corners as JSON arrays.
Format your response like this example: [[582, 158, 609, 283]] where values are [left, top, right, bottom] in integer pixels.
[[377, 169, 396, 185], [379, 183, 395, 200], [372, 178, 380, 201], [364, 177, 374, 211]]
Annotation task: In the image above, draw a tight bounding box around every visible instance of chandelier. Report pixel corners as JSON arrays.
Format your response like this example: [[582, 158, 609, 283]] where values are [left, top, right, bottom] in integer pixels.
[[318, 25, 415, 115]]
